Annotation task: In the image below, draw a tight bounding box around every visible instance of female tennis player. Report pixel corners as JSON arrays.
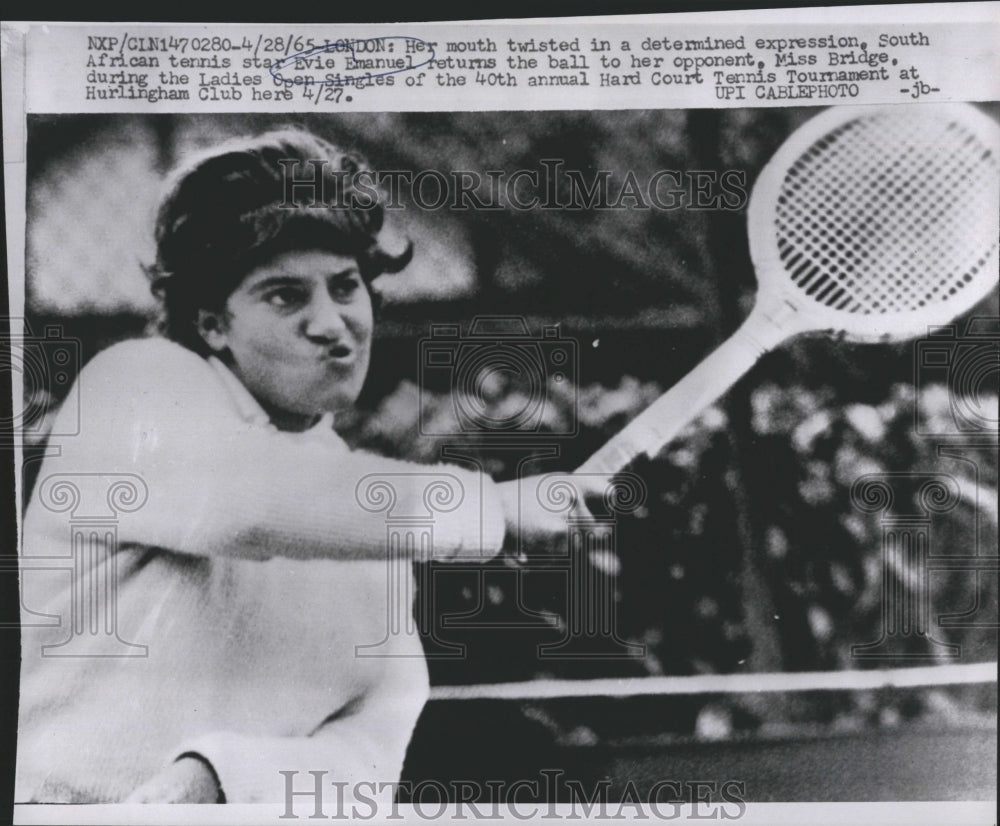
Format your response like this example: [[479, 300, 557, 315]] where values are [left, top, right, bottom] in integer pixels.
[[15, 128, 606, 805]]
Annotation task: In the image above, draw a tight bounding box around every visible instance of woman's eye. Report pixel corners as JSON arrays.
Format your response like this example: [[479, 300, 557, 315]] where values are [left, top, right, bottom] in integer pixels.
[[330, 276, 362, 301], [265, 287, 307, 308]]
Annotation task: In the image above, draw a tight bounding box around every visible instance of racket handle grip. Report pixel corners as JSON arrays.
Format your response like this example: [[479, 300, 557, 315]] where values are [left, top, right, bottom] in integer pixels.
[[575, 313, 787, 476]]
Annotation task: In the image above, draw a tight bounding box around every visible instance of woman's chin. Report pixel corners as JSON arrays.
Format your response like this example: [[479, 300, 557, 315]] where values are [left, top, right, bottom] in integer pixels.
[[301, 397, 357, 421]]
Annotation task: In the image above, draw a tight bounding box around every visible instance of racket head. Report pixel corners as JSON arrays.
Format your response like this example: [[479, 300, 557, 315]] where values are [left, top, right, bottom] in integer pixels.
[[747, 103, 1000, 343]]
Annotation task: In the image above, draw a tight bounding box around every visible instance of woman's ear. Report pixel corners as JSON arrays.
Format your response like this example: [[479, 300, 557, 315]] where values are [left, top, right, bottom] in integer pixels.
[[196, 310, 229, 354]]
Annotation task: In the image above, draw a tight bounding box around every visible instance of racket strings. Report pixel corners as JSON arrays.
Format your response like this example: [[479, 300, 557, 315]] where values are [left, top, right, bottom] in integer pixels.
[[784, 120, 982, 312], [774, 113, 999, 316], [783, 119, 973, 312], [783, 119, 996, 312]]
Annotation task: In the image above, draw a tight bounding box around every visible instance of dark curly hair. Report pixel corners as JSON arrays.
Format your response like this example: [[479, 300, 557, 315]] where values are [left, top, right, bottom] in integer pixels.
[[147, 127, 412, 355]]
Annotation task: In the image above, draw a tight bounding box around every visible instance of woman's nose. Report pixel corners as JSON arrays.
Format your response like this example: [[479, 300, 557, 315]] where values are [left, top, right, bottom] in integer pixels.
[[303, 294, 349, 340]]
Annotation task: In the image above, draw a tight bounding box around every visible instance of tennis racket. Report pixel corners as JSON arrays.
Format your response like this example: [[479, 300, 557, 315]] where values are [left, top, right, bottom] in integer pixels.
[[577, 103, 1000, 476]]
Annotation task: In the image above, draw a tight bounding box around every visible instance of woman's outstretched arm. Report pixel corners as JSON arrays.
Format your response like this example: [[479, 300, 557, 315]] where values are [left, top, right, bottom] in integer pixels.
[[29, 338, 505, 563]]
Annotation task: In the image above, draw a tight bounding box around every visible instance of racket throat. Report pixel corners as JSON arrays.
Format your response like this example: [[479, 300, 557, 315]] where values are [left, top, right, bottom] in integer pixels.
[[577, 304, 792, 475], [748, 289, 815, 345]]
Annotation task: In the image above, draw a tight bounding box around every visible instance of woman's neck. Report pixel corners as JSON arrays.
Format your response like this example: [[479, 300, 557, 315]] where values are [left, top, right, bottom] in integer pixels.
[[259, 401, 323, 433]]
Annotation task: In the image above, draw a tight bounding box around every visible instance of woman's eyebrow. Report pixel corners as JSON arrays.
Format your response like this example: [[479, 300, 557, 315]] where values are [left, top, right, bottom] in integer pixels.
[[327, 267, 361, 281], [246, 267, 359, 293], [246, 274, 309, 294]]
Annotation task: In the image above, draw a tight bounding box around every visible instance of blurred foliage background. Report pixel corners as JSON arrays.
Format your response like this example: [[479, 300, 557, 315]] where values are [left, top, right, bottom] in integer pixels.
[[21, 109, 999, 739]]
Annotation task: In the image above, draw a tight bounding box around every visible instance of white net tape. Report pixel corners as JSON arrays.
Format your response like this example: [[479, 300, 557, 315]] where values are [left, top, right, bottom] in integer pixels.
[[429, 661, 998, 701]]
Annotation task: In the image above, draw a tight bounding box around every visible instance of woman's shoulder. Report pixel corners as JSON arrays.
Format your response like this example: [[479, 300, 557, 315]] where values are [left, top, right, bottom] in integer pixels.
[[79, 337, 229, 409], [85, 336, 206, 373], [81, 337, 213, 386]]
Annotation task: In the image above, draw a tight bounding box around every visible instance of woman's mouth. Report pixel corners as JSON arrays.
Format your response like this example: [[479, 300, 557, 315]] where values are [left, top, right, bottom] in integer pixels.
[[320, 344, 354, 364]]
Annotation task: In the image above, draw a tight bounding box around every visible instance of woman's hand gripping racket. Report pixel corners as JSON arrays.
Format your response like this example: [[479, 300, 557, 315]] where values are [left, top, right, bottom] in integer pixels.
[[577, 103, 1000, 476]]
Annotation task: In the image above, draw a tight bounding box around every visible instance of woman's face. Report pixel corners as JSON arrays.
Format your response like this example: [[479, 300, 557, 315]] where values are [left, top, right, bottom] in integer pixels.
[[200, 249, 374, 430]]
